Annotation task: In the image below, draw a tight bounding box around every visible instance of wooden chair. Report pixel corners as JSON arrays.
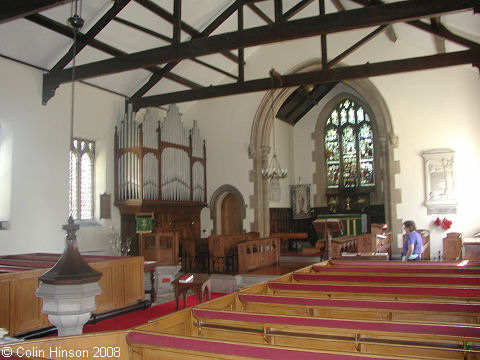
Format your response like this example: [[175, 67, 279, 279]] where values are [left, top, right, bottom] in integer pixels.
[[443, 232, 462, 261]]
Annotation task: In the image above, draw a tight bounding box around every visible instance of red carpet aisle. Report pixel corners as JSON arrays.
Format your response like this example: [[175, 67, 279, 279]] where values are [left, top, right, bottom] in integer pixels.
[[83, 293, 227, 333]]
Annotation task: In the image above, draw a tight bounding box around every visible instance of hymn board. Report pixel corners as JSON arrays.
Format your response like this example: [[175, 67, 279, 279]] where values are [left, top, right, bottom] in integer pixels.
[[114, 104, 207, 263]]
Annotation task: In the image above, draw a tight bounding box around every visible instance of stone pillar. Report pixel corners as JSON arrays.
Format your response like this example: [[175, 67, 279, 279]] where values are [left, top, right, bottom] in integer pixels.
[[259, 146, 271, 237]]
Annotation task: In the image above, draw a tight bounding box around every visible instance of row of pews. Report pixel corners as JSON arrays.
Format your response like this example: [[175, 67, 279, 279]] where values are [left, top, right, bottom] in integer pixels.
[[2, 260, 480, 359]]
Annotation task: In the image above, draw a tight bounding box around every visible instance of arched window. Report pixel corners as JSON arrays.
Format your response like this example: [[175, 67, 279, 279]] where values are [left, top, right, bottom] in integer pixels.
[[69, 138, 95, 220], [325, 99, 375, 190]]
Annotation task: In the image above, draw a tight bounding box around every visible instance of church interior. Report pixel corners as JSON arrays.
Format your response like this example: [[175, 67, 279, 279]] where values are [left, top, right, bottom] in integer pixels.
[[1, 0, 480, 358]]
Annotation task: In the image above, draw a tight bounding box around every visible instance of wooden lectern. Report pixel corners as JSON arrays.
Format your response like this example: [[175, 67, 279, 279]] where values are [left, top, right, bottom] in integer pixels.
[[312, 219, 344, 260]]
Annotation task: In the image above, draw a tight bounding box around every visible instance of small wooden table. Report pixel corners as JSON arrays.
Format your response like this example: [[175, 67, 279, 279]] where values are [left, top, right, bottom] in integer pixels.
[[172, 274, 211, 310]]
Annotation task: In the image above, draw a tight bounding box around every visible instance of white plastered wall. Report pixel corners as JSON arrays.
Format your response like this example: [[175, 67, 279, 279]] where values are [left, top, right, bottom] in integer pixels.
[[1, 24, 479, 257], [184, 30, 480, 257], [0, 56, 124, 255]]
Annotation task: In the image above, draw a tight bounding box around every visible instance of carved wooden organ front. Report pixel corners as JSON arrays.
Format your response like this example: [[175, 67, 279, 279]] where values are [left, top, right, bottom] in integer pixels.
[[114, 104, 207, 261], [114, 104, 206, 205]]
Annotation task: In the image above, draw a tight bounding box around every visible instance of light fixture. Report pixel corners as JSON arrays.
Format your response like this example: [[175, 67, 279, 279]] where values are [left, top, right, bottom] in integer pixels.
[[262, 69, 288, 181], [67, 0, 84, 218]]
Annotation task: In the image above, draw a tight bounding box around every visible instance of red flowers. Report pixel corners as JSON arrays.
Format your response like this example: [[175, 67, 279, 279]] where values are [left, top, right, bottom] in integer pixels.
[[434, 217, 452, 230]]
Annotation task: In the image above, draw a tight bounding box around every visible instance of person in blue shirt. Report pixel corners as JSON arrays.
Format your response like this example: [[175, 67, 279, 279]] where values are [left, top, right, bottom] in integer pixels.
[[402, 220, 423, 262]]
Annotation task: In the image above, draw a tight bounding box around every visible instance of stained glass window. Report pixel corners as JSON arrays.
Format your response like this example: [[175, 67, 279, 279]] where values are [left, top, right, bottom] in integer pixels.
[[324, 99, 375, 189], [69, 138, 95, 220]]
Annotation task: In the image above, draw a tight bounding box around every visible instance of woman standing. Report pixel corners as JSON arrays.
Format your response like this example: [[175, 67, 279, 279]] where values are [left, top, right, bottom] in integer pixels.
[[402, 220, 423, 262]]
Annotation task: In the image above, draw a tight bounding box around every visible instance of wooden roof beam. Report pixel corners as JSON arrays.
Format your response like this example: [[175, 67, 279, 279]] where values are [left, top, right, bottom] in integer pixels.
[[27, 13, 200, 101], [130, 48, 479, 110], [130, 0, 243, 99], [431, 17, 446, 54], [50, 0, 131, 72], [113, 17, 237, 80], [285, 0, 315, 20], [0, 0, 70, 24], [407, 19, 480, 49], [247, 3, 273, 25], [135, 0, 238, 63], [43, 0, 477, 104]]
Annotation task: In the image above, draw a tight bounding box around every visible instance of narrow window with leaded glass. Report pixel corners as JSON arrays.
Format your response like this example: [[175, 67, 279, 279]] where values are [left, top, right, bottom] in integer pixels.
[[69, 138, 95, 220], [324, 99, 375, 190]]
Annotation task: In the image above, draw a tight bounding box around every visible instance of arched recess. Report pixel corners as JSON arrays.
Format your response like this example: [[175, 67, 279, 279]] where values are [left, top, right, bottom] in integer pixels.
[[209, 185, 247, 235], [248, 59, 402, 249]]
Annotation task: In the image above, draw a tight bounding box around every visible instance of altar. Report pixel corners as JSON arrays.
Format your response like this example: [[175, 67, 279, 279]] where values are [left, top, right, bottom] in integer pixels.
[[316, 213, 366, 236]]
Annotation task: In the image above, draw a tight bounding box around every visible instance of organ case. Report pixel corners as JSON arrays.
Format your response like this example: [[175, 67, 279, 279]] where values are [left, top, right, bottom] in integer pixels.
[[114, 105, 207, 260]]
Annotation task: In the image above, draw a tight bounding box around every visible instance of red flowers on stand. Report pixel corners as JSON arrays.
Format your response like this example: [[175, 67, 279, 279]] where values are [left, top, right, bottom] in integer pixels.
[[433, 217, 452, 230]]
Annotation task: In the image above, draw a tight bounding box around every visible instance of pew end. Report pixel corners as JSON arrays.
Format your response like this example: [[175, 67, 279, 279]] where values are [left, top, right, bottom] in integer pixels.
[[0, 330, 130, 360]]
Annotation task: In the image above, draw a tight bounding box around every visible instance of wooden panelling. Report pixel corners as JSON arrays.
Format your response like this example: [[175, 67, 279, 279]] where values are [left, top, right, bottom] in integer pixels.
[[443, 232, 462, 261], [95, 263, 117, 313], [0, 279, 9, 331], [238, 237, 280, 273], [123, 259, 145, 306], [0, 256, 145, 336], [10, 270, 48, 335], [122, 206, 203, 258]]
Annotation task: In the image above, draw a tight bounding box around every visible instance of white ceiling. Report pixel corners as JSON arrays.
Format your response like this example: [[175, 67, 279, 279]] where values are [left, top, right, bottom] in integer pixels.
[[1, 0, 479, 108]]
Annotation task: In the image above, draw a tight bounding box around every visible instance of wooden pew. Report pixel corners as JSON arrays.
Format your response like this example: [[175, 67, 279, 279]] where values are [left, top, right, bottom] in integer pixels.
[[4, 259, 480, 360], [0, 330, 130, 360], [326, 260, 477, 267], [189, 308, 480, 359], [291, 273, 480, 287], [236, 293, 480, 325], [264, 282, 480, 303], [126, 331, 409, 360], [310, 264, 480, 276]]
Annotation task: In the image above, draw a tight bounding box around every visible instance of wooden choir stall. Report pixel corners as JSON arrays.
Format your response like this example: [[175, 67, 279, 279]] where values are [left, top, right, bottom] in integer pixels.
[[114, 105, 207, 264]]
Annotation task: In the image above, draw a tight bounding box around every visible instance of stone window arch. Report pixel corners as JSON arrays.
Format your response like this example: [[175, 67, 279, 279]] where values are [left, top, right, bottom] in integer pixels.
[[249, 59, 401, 251]]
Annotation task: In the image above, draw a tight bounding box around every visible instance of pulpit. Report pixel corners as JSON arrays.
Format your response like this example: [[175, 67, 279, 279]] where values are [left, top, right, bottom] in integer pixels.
[[139, 230, 180, 265], [312, 219, 344, 259]]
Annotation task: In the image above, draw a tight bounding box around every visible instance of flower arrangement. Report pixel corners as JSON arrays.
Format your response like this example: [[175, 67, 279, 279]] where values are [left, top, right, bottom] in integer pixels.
[[433, 217, 452, 230]]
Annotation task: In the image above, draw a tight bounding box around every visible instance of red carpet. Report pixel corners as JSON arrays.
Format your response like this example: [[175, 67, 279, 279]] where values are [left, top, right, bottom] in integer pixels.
[[83, 293, 227, 333]]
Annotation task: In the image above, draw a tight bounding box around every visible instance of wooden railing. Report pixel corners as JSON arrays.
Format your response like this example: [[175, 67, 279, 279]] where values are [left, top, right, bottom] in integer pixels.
[[331, 232, 391, 259], [238, 237, 280, 273], [208, 232, 259, 258]]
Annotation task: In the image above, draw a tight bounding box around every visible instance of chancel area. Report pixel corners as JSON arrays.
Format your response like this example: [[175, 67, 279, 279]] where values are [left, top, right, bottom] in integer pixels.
[[1, 0, 480, 358]]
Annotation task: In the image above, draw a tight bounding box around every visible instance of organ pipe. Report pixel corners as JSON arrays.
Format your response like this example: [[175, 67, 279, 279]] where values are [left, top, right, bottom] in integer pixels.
[[114, 104, 206, 204]]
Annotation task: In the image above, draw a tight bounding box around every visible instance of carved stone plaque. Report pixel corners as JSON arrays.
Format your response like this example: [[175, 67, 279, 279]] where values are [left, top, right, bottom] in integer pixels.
[[422, 149, 457, 215]]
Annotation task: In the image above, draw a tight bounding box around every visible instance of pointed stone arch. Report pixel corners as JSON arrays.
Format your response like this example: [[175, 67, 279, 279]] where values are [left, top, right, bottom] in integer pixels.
[[248, 59, 402, 250], [209, 184, 247, 235]]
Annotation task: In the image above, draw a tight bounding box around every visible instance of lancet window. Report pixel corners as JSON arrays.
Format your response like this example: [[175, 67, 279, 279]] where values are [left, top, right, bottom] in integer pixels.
[[325, 99, 375, 190], [69, 138, 95, 220]]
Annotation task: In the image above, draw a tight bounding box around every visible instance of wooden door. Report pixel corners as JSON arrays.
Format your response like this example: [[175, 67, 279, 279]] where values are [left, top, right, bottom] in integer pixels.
[[221, 193, 241, 235]]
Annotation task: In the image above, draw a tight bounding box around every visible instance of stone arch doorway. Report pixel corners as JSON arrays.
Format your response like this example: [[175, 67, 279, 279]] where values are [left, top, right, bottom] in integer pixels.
[[209, 185, 246, 235], [248, 59, 401, 249]]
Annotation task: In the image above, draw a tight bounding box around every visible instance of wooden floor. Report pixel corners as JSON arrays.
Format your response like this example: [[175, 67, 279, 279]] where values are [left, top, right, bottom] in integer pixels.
[[246, 261, 316, 275]]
